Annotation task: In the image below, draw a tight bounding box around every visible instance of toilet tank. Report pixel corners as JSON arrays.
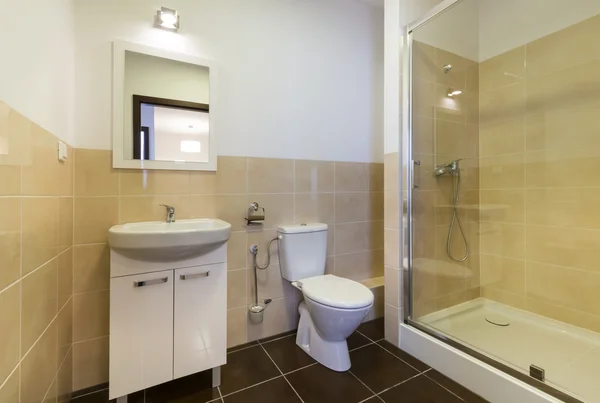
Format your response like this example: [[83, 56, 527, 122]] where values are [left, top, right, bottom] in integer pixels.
[[277, 223, 328, 281]]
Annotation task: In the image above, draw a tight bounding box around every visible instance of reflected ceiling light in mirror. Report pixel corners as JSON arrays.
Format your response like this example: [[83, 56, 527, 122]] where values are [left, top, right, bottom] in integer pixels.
[[181, 140, 201, 153], [155, 7, 180, 32], [447, 88, 462, 97]]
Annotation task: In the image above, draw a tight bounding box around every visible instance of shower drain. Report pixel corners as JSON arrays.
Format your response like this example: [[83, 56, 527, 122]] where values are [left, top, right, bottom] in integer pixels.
[[485, 313, 510, 327]]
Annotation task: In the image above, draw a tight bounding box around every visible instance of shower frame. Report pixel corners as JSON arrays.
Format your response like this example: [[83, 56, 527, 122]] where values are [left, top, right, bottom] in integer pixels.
[[401, 1, 583, 401]]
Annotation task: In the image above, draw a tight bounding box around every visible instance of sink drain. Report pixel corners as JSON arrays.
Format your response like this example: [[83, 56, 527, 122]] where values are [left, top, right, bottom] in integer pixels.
[[485, 313, 510, 327]]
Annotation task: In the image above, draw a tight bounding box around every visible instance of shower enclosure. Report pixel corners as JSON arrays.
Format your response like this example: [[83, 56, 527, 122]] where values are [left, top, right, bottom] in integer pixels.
[[404, 0, 600, 401]]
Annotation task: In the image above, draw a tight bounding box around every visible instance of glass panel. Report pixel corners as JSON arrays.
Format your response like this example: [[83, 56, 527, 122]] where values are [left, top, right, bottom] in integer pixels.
[[409, 1, 600, 401]]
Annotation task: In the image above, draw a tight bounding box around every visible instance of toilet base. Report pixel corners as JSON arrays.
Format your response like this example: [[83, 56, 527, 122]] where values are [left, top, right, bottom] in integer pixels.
[[296, 302, 351, 372]]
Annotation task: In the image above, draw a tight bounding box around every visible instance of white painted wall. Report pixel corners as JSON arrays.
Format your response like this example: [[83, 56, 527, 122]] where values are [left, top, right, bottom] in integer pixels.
[[0, 0, 75, 144], [74, 0, 384, 163]]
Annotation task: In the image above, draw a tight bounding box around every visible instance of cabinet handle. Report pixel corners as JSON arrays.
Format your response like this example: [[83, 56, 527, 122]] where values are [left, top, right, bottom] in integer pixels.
[[180, 272, 210, 280], [133, 277, 168, 287]]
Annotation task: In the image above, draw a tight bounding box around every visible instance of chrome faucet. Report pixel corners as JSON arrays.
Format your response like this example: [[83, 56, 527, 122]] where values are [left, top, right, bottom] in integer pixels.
[[435, 158, 463, 176], [159, 204, 176, 223]]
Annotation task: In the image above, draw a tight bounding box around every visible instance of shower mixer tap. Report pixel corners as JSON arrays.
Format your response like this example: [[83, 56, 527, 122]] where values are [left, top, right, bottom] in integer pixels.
[[435, 158, 463, 176]]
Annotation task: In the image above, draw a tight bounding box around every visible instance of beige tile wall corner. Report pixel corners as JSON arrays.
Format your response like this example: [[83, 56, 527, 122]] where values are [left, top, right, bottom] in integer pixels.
[[71, 151, 384, 390], [0, 101, 74, 403], [410, 41, 481, 319], [478, 13, 600, 332]]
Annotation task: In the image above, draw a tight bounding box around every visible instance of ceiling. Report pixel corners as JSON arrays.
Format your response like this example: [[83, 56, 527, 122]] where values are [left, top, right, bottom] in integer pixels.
[[153, 106, 209, 137]]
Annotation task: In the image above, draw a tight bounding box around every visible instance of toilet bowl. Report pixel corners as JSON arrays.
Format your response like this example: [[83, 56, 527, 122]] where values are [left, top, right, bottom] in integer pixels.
[[293, 275, 373, 371], [277, 223, 374, 371]]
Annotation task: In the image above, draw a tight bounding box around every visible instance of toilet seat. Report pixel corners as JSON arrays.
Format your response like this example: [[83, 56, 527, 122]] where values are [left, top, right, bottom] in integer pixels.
[[296, 274, 374, 309]]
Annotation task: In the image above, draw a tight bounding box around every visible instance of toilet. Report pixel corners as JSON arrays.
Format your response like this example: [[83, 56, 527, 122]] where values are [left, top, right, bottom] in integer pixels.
[[277, 223, 374, 372]]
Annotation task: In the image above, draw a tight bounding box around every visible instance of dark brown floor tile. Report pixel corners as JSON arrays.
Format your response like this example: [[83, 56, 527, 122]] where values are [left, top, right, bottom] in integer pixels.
[[223, 377, 301, 403], [72, 389, 143, 403], [348, 331, 371, 351], [380, 374, 463, 403], [357, 318, 385, 341], [227, 340, 259, 353], [361, 398, 382, 402], [145, 370, 219, 403], [259, 329, 297, 343], [426, 370, 489, 402], [377, 340, 429, 372], [261, 334, 315, 373], [285, 363, 373, 403], [220, 345, 280, 395], [350, 344, 418, 393]]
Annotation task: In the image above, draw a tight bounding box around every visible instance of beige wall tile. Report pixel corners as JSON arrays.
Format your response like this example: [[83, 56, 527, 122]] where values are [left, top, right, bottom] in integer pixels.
[[0, 166, 21, 196], [479, 118, 525, 157], [479, 46, 525, 92], [479, 189, 525, 223], [526, 225, 600, 273], [21, 126, 59, 196], [369, 163, 384, 191], [227, 269, 247, 309], [246, 194, 294, 229], [479, 153, 525, 190], [22, 197, 58, 274], [119, 170, 190, 195], [294, 160, 334, 193], [369, 192, 384, 221], [74, 197, 118, 244], [480, 82, 525, 126], [335, 250, 383, 282], [21, 259, 58, 355], [481, 287, 525, 310], [526, 297, 600, 334], [58, 146, 74, 197], [215, 156, 246, 194], [189, 171, 216, 194], [73, 290, 110, 342], [384, 266, 400, 308], [73, 244, 110, 293], [119, 195, 188, 224], [335, 162, 369, 192], [74, 149, 118, 196], [247, 297, 297, 342], [247, 158, 294, 194], [480, 255, 525, 295], [185, 195, 216, 219], [434, 84, 467, 123], [247, 263, 294, 304], [384, 304, 400, 345], [384, 229, 399, 268], [335, 222, 374, 255], [480, 222, 525, 260], [295, 193, 334, 224], [57, 249, 73, 309], [0, 284, 20, 386], [526, 261, 600, 316], [215, 195, 247, 231], [226, 307, 248, 348], [526, 14, 600, 78], [436, 120, 478, 159], [384, 191, 399, 230], [335, 193, 369, 223], [42, 376, 57, 403], [227, 232, 247, 271], [57, 299, 72, 364], [413, 78, 436, 119], [58, 198, 73, 253], [413, 117, 434, 155], [0, 198, 20, 290], [57, 348, 73, 402], [20, 322, 57, 403], [72, 337, 109, 391], [383, 153, 399, 192], [435, 287, 479, 311], [435, 48, 473, 88], [0, 368, 19, 403], [412, 41, 437, 83], [413, 190, 436, 228], [526, 188, 600, 229], [526, 149, 600, 188], [247, 229, 279, 266]]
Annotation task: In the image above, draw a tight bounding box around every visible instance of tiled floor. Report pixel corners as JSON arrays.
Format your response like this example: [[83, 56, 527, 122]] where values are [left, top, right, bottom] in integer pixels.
[[71, 318, 487, 403]]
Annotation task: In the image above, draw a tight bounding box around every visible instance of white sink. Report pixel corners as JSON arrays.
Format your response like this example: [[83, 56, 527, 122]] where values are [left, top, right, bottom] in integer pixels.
[[109, 219, 231, 261]]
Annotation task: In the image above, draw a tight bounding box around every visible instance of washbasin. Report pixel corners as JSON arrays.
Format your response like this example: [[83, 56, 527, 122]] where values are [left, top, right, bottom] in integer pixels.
[[108, 218, 231, 261]]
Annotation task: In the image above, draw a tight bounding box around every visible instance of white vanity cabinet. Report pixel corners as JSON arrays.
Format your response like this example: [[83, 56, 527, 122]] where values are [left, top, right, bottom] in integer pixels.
[[109, 244, 228, 400]]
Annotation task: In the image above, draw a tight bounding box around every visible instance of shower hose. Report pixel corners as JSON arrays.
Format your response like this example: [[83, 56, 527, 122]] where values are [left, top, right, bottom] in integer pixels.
[[446, 172, 469, 262]]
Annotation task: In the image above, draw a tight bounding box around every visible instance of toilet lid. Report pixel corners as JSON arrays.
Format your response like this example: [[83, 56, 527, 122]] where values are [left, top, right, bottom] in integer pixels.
[[298, 275, 374, 309]]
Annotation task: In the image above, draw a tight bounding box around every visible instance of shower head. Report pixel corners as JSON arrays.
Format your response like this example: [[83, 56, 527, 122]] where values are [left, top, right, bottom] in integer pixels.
[[442, 64, 452, 74]]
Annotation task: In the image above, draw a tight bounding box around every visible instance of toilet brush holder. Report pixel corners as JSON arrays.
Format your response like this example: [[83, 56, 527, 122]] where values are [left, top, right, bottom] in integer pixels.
[[249, 299, 272, 324]]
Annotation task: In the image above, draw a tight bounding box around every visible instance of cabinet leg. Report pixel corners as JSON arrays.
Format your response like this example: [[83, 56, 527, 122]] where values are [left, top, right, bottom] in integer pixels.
[[212, 366, 221, 388], [117, 396, 128, 403]]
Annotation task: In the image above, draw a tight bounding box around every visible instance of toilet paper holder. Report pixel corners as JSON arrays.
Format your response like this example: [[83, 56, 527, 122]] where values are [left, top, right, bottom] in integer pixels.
[[245, 202, 265, 225]]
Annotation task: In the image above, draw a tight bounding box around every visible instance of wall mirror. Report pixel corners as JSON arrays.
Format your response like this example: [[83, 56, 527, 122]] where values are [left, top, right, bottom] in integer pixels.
[[112, 41, 217, 170]]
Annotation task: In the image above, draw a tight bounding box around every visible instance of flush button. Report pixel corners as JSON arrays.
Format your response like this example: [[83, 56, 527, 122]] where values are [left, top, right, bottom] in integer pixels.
[[301, 223, 307, 226]]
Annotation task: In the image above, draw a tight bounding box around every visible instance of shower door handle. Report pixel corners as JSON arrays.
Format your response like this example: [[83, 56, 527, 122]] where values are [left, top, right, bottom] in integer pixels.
[[412, 160, 421, 189]]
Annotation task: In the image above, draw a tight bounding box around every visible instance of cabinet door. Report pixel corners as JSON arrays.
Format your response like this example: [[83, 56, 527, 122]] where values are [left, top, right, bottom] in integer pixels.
[[109, 270, 173, 399], [174, 264, 227, 379]]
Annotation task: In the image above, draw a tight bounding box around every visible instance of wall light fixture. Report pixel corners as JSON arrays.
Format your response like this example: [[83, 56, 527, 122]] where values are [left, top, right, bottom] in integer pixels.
[[155, 7, 180, 32]]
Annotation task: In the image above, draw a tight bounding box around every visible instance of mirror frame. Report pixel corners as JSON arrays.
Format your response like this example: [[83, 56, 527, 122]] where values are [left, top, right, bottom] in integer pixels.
[[112, 40, 218, 171]]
